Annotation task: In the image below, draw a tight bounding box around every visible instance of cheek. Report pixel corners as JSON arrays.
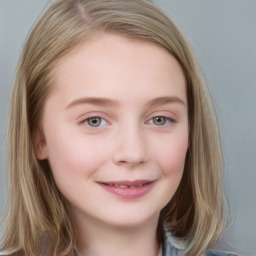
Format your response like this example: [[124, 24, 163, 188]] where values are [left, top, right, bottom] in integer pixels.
[[154, 133, 188, 177], [45, 131, 107, 185], [150, 133, 188, 210]]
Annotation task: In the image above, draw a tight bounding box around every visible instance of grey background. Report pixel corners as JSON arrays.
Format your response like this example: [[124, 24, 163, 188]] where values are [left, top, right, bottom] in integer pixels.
[[0, 1, 255, 255]]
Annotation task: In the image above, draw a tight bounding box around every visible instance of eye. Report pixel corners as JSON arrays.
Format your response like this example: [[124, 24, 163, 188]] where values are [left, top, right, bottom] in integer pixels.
[[83, 116, 107, 127], [149, 116, 173, 126]]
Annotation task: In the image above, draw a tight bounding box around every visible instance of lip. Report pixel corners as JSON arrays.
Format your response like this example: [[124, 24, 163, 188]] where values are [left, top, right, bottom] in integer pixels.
[[97, 179, 156, 199]]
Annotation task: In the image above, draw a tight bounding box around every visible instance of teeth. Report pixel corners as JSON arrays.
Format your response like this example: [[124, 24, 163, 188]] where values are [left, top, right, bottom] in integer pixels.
[[108, 183, 144, 188]]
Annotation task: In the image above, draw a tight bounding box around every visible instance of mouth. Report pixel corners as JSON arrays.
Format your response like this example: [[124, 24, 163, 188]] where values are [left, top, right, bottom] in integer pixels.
[[103, 183, 145, 188], [97, 180, 156, 199], [100, 180, 153, 188]]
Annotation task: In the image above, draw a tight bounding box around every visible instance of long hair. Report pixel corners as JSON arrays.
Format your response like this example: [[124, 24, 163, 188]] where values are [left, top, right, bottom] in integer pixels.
[[1, 0, 226, 255]]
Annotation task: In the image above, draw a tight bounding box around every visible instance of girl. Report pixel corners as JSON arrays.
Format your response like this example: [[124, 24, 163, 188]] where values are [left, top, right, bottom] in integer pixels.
[[1, 0, 238, 255]]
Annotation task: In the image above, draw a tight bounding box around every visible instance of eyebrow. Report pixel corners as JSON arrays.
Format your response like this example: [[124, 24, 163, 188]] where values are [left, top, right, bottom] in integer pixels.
[[145, 96, 186, 108], [66, 96, 186, 109], [66, 97, 120, 109]]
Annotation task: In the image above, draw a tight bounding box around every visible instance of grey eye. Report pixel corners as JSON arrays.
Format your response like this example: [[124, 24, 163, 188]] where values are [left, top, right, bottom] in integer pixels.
[[86, 117, 104, 127], [152, 116, 169, 126]]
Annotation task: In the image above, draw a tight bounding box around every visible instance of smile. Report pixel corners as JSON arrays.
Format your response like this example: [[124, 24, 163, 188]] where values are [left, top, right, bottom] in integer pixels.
[[102, 183, 147, 188], [97, 180, 156, 199]]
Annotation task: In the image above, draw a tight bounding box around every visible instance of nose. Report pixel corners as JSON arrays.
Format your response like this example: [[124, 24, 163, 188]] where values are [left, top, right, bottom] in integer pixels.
[[112, 124, 149, 168]]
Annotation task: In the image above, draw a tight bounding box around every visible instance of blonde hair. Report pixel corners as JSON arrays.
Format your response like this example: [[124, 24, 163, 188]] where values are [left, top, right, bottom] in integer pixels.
[[1, 0, 226, 255]]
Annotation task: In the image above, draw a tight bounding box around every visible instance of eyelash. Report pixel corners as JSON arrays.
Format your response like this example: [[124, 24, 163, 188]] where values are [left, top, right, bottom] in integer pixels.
[[147, 116, 176, 126], [81, 115, 176, 128]]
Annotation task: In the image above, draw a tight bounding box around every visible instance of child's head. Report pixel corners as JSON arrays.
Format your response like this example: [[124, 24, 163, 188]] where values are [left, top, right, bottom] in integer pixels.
[[3, 0, 225, 255]]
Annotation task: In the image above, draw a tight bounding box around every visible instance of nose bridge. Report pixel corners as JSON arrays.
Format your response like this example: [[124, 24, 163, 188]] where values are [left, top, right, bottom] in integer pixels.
[[112, 119, 148, 167]]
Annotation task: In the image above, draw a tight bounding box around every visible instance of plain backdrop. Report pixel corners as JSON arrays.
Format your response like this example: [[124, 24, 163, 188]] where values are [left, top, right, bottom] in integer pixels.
[[0, 1, 255, 256]]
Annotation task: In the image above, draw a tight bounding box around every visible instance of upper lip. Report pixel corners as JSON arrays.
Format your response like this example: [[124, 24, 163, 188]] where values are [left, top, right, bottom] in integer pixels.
[[98, 179, 155, 186]]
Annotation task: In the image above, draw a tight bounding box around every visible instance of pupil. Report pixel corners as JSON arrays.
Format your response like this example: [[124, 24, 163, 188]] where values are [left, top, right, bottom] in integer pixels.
[[89, 117, 100, 127], [154, 116, 165, 125]]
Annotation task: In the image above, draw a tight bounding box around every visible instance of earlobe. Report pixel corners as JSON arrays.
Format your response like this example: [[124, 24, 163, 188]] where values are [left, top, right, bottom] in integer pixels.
[[34, 128, 48, 160]]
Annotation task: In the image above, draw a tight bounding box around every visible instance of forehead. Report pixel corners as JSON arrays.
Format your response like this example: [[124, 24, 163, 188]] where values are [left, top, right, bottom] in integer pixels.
[[49, 33, 186, 103]]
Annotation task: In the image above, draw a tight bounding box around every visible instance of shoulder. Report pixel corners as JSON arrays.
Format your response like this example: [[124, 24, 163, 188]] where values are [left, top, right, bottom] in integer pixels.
[[205, 250, 239, 256], [163, 232, 239, 256]]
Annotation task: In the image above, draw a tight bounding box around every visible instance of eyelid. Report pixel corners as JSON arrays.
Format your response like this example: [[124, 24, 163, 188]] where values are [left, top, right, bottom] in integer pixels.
[[147, 116, 176, 126], [78, 111, 109, 121], [145, 111, 178, 123]]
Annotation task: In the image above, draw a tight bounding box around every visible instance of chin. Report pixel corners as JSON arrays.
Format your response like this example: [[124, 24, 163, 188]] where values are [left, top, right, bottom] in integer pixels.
[[101, 211, 160, 229]]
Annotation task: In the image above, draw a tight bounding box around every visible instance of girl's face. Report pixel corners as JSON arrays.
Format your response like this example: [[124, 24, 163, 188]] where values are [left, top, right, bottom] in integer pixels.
[[36, 34, 189, 229]]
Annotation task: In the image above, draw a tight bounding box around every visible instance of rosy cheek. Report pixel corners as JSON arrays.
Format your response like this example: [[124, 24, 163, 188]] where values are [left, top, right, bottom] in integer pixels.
[[155, 137, 188, 176], [47, 134, 107, 180]]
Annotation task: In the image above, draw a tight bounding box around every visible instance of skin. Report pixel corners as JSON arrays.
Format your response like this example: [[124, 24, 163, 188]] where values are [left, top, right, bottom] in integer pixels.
[[36, 34, 189, 256]]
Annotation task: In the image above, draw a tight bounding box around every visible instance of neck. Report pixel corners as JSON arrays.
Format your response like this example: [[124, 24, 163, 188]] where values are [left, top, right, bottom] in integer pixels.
[[72, 212, 160, 256]]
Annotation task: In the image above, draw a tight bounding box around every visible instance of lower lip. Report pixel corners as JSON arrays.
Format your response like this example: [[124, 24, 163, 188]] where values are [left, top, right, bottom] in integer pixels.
[[98, 182, 156, 199]]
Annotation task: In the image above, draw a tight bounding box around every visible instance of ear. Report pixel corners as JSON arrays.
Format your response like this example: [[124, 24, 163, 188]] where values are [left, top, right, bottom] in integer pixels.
[[33, 127, 48, 160]]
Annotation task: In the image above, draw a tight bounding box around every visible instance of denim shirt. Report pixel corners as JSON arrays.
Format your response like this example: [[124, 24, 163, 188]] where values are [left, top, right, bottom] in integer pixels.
[[161, 232, 239, 256]]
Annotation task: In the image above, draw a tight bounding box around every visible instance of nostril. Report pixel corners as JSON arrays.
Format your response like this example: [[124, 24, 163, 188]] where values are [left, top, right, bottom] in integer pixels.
[[116, 160, 128, 166], [115, 159, 146, 168]]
